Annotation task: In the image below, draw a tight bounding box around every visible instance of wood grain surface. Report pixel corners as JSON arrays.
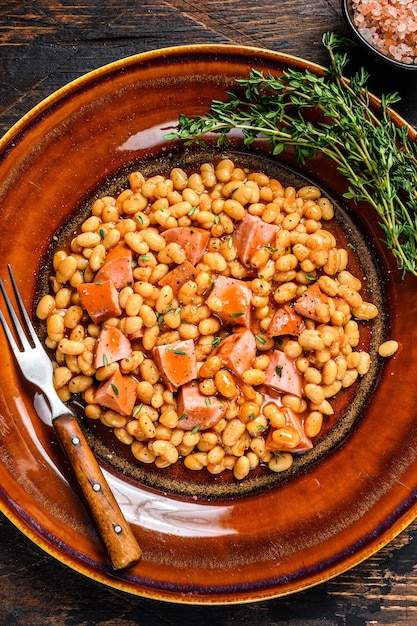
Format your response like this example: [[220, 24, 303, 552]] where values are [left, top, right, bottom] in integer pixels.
[[1, 1, 417, 624]]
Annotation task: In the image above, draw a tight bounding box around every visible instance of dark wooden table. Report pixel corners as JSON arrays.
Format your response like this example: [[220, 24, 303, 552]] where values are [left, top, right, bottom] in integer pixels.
[[1, 1, 417, 624]]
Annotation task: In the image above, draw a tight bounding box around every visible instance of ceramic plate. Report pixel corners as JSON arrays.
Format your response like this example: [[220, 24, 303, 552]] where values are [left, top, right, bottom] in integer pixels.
[[0, 45, 416, 605]]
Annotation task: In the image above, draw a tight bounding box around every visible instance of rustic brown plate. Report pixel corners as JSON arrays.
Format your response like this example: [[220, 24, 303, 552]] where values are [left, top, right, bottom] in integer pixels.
[[0, 44, 416, 605]]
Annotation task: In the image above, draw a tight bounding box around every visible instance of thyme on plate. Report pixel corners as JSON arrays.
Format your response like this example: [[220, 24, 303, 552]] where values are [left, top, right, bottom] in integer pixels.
[[165, 32, 417, 277]]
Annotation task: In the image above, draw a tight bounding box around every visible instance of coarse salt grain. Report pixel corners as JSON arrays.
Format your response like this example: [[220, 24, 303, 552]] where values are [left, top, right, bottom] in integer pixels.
[[351, 0, 417, 65]]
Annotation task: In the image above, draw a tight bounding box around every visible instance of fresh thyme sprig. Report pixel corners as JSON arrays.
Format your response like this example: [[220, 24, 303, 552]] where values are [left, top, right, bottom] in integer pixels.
[[165, 32, 417, 277]]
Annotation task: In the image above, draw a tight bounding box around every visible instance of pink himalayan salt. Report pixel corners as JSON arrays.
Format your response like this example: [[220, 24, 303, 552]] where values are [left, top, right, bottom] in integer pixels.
[[351, 0, 417, 65]]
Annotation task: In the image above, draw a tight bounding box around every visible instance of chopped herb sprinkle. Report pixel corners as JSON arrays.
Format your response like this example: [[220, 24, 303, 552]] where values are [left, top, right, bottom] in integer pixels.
[[133, 403, 143, 416], [264, 244, 278, 253]]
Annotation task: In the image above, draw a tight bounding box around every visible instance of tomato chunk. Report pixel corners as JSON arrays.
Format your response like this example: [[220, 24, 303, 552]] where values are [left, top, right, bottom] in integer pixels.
[[158, 260, 198, 294], [176, 381, 227, 431], [161, 227, 210, 265], [264, 350, 303, 397], [266, 305, 305, 337], [206, 275, 252, 327], [214, 328, 257, 377], [233, 212, 279, 266], [93, 324, 132, 368], [293, 282, 329, 323], [265, 406, 312, 453], [152, 339, 197, 391], [94, 243, 133, 289], [93, 370, 137, 416], [77, 280, 122, 324]]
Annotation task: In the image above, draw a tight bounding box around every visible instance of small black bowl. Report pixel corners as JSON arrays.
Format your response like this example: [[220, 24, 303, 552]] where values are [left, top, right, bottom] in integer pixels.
[[342, 0, 417, 71]]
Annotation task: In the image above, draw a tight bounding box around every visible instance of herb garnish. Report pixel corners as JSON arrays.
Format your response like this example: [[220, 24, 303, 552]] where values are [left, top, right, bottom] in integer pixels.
[[165, 32, 417, 277], [264, 244, 278, 254]]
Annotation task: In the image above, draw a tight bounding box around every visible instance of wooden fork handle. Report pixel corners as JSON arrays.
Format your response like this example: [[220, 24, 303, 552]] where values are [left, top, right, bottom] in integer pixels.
[[53, 412, 141, 570]]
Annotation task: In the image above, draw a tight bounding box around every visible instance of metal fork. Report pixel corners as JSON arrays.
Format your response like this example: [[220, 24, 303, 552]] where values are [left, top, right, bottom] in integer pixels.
[[0, 265, 141, 570]]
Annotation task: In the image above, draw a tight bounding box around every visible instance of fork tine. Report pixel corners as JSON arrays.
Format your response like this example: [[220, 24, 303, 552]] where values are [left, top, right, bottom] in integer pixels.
[[7, 264, 40, 345], [0, 309, 22, 357], [0, 267, 34, 351]]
